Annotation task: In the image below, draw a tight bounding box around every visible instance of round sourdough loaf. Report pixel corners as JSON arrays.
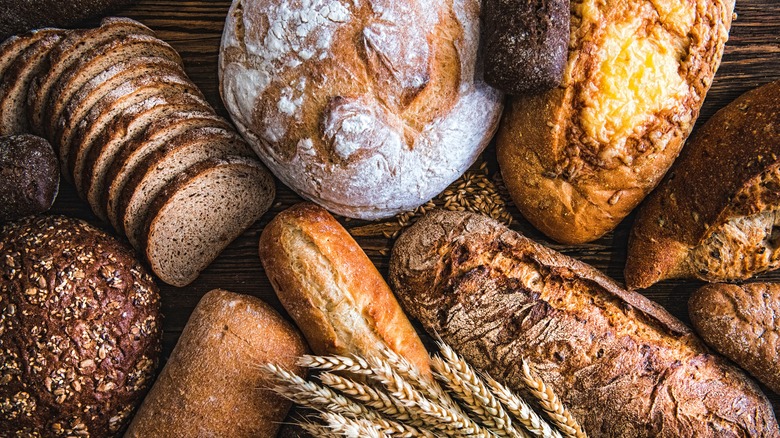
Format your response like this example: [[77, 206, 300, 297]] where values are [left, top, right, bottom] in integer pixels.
[[219, 0, 503, 219], [0, 215, 162, 437]]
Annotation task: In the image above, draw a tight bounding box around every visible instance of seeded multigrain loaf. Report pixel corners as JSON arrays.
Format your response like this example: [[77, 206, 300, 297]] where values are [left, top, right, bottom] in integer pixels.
[[0, 135, 59, 222], [496, 0, 735, 244], [125, 289, 307, 437], [144, 157, 275, 287], [219, 0, 503, 219], [690, 283, 780, 395], [626, 80, 780, 289], [389, 210, 780, 437], [0, 215, 161, 437]]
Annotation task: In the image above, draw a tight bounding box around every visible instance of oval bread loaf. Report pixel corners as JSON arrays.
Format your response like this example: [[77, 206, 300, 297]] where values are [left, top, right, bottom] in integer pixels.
[[219, 0, 503, 219], [496, 0, 735, 244], [690, 283, 780, 395], [259, 203, 431, 375], [0, 134, 59, 222], [389, 210, 779, 437], [626, 80, 780, 289]]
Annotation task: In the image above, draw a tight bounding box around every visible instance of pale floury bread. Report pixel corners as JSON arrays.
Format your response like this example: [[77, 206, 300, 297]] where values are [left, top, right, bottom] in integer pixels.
[[219, 0, 503, 219]]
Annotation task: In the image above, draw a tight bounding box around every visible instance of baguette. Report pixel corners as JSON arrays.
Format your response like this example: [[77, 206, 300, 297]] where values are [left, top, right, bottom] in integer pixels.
[[389, 210, 779, 436], [496, 0, 734, 244], [125, 289, 307, 437], [259, 203, 431, 375], [626, 80, 780, 289]]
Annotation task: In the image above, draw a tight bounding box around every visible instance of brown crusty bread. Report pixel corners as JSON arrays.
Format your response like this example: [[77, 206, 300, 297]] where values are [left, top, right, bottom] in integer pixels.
[[125, 289, 307, 437], [626, 80, 780, 289], [259, 203, 431, 375], [0, 134, 59, 222], [496, 0, 735, 244], [144, 157, 275, 287], [690, 283, 780, 395], [389, 210, 779, 437], [0, 0, 137, 40]]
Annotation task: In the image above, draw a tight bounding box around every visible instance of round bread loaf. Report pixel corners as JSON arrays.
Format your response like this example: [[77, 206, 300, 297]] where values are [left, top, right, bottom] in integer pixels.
[[219, 0, 503, 219], [0, 215, 162, 437], [0, 135, 59, 223]]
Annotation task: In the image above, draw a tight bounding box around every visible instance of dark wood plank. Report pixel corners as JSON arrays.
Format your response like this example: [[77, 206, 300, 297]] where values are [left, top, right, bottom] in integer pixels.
[[45, 0, 780, 418]]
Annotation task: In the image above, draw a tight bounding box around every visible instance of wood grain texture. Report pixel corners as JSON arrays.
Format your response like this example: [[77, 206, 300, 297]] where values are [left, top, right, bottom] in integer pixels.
[[46, 0, 780, 418]]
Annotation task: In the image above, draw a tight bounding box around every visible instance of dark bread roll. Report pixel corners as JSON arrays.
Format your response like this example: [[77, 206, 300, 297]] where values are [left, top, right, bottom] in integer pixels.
[[482, 0, 569, 94], [0, 134, 59, 222], [0, 0, 137, 40], [389, 210, 780, 437], [0, 215, 162, 436], [690, 283, 780, 395]]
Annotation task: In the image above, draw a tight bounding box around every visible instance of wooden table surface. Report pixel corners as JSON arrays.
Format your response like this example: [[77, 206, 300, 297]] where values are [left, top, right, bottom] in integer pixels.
[[49, 0, 780, 418]]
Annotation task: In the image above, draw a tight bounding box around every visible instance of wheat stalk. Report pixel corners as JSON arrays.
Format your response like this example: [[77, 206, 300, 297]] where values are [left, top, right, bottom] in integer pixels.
[[484, 375, 563, 438], [432, 344, 527, 438], [297, 354, 372, 374], [519, 360, 586, 438]]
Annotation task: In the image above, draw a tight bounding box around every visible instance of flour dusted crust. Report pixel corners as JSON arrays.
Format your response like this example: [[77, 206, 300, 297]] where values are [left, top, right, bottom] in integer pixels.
[[219, 0, 503, 219], [497, 0, 735, 244]]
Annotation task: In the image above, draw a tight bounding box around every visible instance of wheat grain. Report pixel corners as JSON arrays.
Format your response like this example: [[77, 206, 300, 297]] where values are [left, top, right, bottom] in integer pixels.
[[519, 360, 586, 438], [484, 375, 563, 438]]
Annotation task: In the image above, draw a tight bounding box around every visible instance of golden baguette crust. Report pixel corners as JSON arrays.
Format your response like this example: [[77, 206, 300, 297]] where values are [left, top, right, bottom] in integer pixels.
[[496, 0, 735, 244], [259, 203, 430, 375], [626, 80, 780, 289], [690, 283, 780, 395], [125, 289, 307, 437], [389, 210, 779, 437]]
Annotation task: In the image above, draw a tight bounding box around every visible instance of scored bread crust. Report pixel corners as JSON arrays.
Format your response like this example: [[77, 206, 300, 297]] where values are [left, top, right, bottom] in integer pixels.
[[219, 0, 502, 219], [496, 0, 735, 244], [258, 202, 431, 375], [625, 80, 780, 289], [689, 283, 780, 395], [389, 210, 779, 437]]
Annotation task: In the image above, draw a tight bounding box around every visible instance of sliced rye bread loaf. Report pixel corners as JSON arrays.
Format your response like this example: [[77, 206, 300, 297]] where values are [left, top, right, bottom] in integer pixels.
[[46, 33, 182, 140], [104, 111, 231, 230], [0, 28, 62, 84], [120, 128, 255, 250], [81, 96, 217, 219], [28, 17, 155, 136], [0, 29, 64, 135], [62, 69, 207, 182], [143, 157, 274, 286], [55, 56, 190, 161]]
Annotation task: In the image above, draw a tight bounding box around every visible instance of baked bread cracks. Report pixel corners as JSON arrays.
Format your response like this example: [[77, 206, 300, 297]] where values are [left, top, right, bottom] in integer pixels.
[[497, 0, 735, 244]]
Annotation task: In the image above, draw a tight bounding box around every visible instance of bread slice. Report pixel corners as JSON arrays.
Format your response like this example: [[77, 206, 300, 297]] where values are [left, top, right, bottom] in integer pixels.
[[625, 80, 780, 289], [28, 17, 155, 136], [0, 28, 63, 86], [55, 56, 190, 164], [0, 29, 64, 135], [80, 95, 215, 220], [46, 33, 182, 140], [104, 111, 231, 230], [121, 128, 255, 250], [143, 157, 274, 286], [495, 0, 735, 244], [63, 70, 207, 183]]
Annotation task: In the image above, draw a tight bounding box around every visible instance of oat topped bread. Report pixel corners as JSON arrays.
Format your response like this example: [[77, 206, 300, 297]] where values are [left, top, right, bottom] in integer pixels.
[[0, 215, 162, 437], [496, 0, 735, 244]]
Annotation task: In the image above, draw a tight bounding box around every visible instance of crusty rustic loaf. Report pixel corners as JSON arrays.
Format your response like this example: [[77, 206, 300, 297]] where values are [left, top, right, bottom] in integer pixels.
[[259, 203, 431, 375], [482, 0, 569, 94], [0, 134, 59, 222], [496, 0, 735, 244], [0, 215, 161, 437], [690, 283, 780, 395], [389, 210, 779, 437], [219, 0, 503, 219], [0, 0, 136, 40], [626, 80, 780, 289], [125, 289, 307, 437]]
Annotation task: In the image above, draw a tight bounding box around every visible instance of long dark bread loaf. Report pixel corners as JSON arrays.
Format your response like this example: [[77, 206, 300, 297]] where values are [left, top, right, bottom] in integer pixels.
[[389, 210, 779, 437]]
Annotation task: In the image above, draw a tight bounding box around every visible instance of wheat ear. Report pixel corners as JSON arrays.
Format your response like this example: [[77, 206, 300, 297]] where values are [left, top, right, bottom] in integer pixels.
[[519, 360, 586, 438], [483, 375, 563, 438], [320, 412, 386, 438], [297, 420, 342, 438], [379, 347, 462, 413], [367, 355, 495, 438], [297, 354, 372, 374], [433, 344, 528, 438]]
